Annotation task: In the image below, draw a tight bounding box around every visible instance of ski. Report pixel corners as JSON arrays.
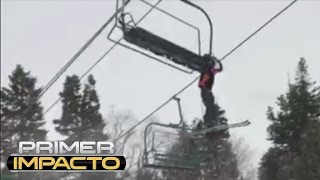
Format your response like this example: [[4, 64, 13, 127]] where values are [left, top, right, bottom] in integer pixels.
[[190, 120, 251, 136]]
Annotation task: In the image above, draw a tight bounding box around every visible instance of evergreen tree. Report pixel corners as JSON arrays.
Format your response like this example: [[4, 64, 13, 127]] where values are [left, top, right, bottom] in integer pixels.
[[54, 74, 108, 141], [292, 121, 320, 179], [54, 74, 109, 180], [54, 75, 82, 141], [200, 104, 239, 180], [1, 65, 46, 178], [259, 58, 320, 180], [266, 58, 320, 154], [79, 75, 107, 141], [161, 104, 240, 180], [259, 147, 294, 180]]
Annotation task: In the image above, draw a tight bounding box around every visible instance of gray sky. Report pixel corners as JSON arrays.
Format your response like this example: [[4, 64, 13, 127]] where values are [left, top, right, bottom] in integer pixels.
[[2, 0, 320, 169]]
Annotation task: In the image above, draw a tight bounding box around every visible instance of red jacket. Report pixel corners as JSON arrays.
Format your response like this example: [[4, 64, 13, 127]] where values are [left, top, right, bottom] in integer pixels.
[[198, 69, 214, 90], [198, 61, 223, 90]]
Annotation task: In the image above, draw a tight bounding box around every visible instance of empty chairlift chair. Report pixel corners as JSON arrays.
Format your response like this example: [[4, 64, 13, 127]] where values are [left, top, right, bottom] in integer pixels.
[[142, 97, 209, 170]]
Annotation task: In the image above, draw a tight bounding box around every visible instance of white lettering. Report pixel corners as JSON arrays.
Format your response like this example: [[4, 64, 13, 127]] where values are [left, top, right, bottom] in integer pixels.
[[19, 142, 35, 154], [97, 142, 114, 154], [36, 141, 53, 154], [59, 141, 79, 154], [80, 142, 95, 154], [18, 141, 115, 154]]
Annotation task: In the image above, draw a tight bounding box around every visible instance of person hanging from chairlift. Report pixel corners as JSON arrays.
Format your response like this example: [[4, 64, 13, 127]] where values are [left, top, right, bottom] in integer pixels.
[[198, 54, 223, 127]]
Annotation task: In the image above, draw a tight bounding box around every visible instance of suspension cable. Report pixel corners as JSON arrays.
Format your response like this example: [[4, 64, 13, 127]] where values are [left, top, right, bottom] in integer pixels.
[[115, 0, 298, 142], [220, 0, 298, 61], [39, 4, 130, 101], [44, 0, 162, 114]]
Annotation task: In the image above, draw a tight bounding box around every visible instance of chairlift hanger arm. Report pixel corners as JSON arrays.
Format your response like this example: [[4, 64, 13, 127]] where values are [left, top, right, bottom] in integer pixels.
[[143, 97, 189, 168], [173, 97, 184, 126], [140, 0, 202, 55], [180, 0, 213, 55]]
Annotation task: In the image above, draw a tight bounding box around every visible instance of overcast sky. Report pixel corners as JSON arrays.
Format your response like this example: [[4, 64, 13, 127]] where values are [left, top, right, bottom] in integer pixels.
[[2, 0, 320, 170]]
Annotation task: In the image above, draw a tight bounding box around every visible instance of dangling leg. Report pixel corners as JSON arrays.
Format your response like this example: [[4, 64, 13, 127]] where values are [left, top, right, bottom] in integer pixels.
[[201, 88, 216, 126], [211, 102, 219, 125]]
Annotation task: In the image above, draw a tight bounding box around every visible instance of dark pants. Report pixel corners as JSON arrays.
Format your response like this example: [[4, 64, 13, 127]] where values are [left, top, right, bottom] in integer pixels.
[[201, 88, 217, 124]]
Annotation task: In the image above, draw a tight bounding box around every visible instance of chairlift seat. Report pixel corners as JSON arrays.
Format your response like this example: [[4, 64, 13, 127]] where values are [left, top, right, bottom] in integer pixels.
[[123, 26, 211, 72]]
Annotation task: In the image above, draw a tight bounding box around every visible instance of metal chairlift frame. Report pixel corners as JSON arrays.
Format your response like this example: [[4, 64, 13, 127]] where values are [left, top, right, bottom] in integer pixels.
[[107, 0, 214, 74], [108, 0, 192, 73], [142, 97, 208, 170]]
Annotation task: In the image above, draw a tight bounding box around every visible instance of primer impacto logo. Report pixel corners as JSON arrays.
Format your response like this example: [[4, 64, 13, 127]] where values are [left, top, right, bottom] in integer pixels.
[[7, 141, 126, 172]]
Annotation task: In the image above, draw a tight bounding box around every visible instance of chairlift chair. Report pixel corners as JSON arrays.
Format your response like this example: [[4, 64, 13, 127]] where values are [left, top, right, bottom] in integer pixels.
[[108, 0, 215, 73], [142, 97, 209, 170]]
